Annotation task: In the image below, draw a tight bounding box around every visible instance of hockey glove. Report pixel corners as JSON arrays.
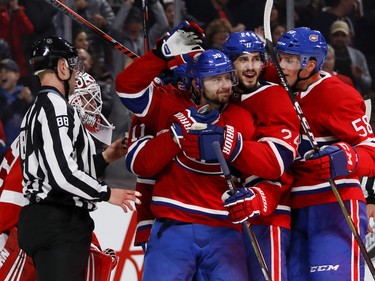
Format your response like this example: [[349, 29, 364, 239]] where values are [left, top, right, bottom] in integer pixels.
[[170, 106, 220, 147], [154, 21, 205, 64], [223, 187, 268, 224], [183, 124, 224, 161], [183, 124, 242, 162], [307, 142, 358, 179], [221, 125, 243, 162]]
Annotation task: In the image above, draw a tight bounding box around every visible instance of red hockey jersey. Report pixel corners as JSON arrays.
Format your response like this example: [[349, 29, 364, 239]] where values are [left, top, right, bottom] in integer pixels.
[[117, 51, 298, 230], [290, 71, 375, 209]]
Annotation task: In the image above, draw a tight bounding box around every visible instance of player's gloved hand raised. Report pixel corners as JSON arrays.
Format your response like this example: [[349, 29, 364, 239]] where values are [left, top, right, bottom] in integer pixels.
[[153, 21, 205, 68], [222, 187, 268, 224], [306, 142, 358, 179], [170, 105, 220, 146]]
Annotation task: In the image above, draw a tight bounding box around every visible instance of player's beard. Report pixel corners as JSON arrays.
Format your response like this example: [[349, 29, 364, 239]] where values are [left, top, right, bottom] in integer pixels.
[[202, 89, 231, 106], [238, 70, 259, 92]]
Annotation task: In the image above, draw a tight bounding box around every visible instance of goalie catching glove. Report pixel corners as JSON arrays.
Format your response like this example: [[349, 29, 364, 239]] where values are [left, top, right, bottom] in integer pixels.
[[153, 21, 205, 69], [223, 187, 271, 224], [306, 142, 358, 179]]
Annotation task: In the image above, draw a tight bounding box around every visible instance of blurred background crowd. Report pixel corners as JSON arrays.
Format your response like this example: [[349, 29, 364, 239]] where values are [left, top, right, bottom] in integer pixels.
[[1, 0, 375, 185]]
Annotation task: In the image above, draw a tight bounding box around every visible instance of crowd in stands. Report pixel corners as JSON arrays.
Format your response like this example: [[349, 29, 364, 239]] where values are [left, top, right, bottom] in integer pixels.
[[1, 0, 375, 162]]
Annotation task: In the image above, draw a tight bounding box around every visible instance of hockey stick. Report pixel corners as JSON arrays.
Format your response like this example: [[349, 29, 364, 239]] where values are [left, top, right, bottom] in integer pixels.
[[212, 141, 272, 281], [45, 0, 139, 60], [263, 0, 375, 278], [142, 0, 150, 53]]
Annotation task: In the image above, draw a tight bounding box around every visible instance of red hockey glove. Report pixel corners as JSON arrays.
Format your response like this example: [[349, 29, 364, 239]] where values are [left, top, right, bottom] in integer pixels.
[[307, 142, 358, 179], [153, 21, 205, 63], [223, 187, 268, 224]]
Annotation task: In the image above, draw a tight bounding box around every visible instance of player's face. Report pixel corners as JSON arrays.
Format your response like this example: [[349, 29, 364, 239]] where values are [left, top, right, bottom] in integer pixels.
[[202, 73, 233, 106], [278, 53, 301, 85], [232, 53, 264, 90]]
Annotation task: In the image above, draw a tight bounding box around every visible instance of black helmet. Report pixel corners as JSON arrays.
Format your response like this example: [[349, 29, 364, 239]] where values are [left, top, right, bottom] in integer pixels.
[[30, 35, 79, 74]]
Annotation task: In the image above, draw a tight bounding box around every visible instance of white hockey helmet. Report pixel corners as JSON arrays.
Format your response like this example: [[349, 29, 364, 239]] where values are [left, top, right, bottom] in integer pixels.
[[70, 72, 114, 145]]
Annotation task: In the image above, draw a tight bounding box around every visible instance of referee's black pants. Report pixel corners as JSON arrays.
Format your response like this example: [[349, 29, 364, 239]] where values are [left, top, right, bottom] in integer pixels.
[[17, 203, 94, 281]]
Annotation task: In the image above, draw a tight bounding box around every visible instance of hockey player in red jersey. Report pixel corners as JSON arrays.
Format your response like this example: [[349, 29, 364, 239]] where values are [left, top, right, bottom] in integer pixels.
[[116, 21, 300, 280], [275, 27, 375, 281], [221, 31, 300, 281]]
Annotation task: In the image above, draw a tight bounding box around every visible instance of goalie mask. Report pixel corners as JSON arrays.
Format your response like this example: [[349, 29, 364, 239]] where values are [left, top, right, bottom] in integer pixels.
[[70, 72, 114, 145]]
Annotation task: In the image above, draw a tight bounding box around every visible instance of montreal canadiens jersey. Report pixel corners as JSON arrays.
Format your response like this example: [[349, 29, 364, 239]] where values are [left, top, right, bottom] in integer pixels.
[[117, 51, 298, 230], [232, 82, 300, 229], [290, 71, 375, 209]]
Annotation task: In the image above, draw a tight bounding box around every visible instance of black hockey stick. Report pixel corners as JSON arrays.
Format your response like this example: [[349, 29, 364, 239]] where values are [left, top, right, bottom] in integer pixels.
[[142, 0, 150, 53], [212, 141, 272, 281], [263, 0, 375, 278], [45, 0, 139, 60]]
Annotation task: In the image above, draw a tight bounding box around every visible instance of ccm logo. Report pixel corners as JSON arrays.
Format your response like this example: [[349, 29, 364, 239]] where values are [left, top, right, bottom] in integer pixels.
[[310, 264, 339, 272]]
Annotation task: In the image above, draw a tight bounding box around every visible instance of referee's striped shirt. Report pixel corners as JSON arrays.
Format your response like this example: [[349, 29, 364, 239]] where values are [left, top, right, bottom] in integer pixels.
[[19, 86, 110, 211]]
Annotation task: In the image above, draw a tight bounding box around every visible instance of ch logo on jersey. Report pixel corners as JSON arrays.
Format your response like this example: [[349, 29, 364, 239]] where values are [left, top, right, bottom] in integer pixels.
[[310, 264, 340, 272], [56, 115, 69, 128]]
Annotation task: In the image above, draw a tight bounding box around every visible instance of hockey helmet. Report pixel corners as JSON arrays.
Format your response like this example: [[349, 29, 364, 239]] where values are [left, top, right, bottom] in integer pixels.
[[69, 72, 114, 145], [222, 31, 265, 60], [30, 35, 82, 75], [275, 27, 327, 71], [173, 63, 190, 89], [188, 49, 237, 88]]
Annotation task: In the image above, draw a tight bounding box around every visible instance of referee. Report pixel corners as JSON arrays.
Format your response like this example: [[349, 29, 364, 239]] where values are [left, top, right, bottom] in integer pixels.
[[17, 35, 140, 281]]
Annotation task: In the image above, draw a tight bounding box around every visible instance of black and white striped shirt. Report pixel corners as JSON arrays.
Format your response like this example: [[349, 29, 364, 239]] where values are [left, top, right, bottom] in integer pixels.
[[19, 86, 110, 211]]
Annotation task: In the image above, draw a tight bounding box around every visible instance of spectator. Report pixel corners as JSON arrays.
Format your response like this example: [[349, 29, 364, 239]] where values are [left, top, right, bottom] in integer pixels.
[[0, 39, 11, 61], [72, 0, 116, 72], [110, 0, 169, 77], [322, 44, 354, 87], [329, 19, 372, 97], [19, 0, 58, 93], [162, 0, 202, 29], [205, 18, 232, 50], [73, 29, 90, 51], [0, 59, 33, 152], [271, 23, 286, 45], [186, 0, 245, 31], [78, 48, 93, 74], [309, 0, 359, 44], [73, 29, 107, 86], [0, 0, 34, 83]]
